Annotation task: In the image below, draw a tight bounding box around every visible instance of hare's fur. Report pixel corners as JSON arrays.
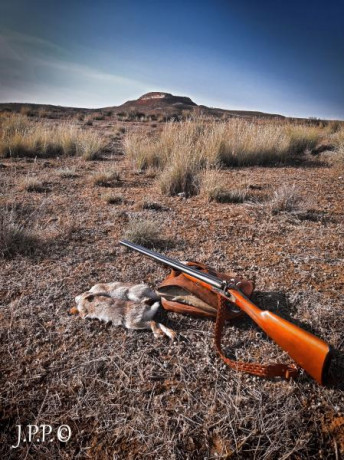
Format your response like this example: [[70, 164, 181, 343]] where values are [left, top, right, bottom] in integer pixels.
[[74, 282, 175, 339], [89, 282, 160, 302]]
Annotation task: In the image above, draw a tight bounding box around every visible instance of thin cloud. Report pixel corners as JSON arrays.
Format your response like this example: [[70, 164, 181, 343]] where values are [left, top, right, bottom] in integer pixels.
[[0, 29, 150, 106]]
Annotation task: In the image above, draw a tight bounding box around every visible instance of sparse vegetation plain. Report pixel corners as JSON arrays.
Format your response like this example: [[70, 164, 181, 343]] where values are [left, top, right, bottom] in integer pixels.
[[0, 104, 343, 459]]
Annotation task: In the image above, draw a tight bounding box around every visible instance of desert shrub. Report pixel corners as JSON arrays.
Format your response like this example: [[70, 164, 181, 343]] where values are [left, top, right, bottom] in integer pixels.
[[210, 188, 250, 203], [330, 128, 344, 172], [123, 219, 164, 248], [0, 114, 106, 159], [268, 184, 304, 214], [19, 177, 47, 193], [20, 105, 36, 117], [141, 201, 164, 211], [1, 113, 31, 138], [103, 193, 124, 204], [93, 112, 105, 121], [38, 108, 52, 119], [57, 167, 78, 178], [332, 128, 344, 152], [202, 170, 251, 203], [0, 208, 39, 258], [327, 120, 343, 134], [286, 125, 320, 155], [92, 168, 120, 187]]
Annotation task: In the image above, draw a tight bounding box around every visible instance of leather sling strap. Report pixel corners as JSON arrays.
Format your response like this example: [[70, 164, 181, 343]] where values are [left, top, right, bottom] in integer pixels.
[[159, 261, 299, 379], [215, 294, 299, 379]]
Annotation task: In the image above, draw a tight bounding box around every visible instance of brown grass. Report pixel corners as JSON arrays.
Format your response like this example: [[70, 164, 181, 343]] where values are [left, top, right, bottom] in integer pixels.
[[92, 168, 120, 187], [0, 207, 40, 258], [102, 193, 124, 205], [123, 219, 166, 248], [0, 114, 106, 159], [124, 119, 323, 172], [201, 169, 251, 203], [331, 127, 344, 172], [209, 187, 251, 203], [56, 167, 78, 178], [124, 119, 323, 197], [18, 176, 47, 193], [159, 160, 201, 197], [268, 184, 305, 214]]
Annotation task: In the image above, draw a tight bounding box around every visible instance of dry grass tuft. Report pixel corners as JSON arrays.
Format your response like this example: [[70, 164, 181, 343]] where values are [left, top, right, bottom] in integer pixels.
[[123, 219, 165, 248], [92, 168, 120, 187], [18, 176, 47, 193], [141, 201, 164, 211], [268, 184, 305, 214], [201, 169, 251, 203], [102, 193, 124, 205], [159, 161, 201, 197], [330, 127, 344, 172], [124, 130, 167, 170], [0, 114, 106, 159], [78, 131, 107, 160], [216, 122, 321, 166], [0, 208, 39, 258], [56, 167, 78, 178], [134, 200, 166, 211], [210, 187, 251, 203]]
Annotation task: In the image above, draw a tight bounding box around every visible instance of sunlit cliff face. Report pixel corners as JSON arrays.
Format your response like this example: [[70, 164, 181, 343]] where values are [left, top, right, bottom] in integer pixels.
[[139, 92, 171, 100]]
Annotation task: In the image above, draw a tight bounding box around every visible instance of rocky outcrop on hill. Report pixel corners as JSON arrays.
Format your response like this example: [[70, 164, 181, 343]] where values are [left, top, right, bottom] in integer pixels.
[[115, 92, 197, 117]]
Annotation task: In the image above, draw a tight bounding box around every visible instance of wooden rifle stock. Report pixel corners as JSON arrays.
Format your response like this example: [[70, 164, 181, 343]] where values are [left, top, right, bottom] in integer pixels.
[[119, 240, 332, 384], [224, 286, 331, 383]]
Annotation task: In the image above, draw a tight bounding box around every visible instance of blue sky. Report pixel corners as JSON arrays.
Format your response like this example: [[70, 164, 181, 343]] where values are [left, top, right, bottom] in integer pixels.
[[0, 0, 343, 119]]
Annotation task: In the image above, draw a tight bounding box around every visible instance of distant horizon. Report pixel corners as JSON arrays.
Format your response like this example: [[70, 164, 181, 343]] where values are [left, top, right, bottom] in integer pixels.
[[1, 0, 343, 121], [1, 90, 343, 121]]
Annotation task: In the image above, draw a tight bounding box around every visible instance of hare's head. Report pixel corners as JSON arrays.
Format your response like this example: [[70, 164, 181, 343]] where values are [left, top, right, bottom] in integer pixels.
[[72, 291, 112, 318]]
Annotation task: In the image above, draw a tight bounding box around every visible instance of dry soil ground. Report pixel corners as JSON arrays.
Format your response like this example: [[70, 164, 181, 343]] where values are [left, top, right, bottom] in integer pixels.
[[0, 118, 344, 459]]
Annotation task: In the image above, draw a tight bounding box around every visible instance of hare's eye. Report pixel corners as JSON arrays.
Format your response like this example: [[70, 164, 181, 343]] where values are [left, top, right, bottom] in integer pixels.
[[87, 295, 94, 302]]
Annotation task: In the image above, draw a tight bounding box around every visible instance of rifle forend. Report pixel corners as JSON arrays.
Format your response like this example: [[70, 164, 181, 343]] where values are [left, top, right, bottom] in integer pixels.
[[119, 239, 332, 384]]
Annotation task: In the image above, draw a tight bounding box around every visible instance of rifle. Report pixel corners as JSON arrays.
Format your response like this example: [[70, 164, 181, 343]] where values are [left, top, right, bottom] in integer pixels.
[[119, 239, 331, 384]]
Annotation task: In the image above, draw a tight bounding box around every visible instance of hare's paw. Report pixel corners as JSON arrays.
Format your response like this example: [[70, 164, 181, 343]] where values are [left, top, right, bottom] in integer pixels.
[[149, 321, 164, 338], [158, 324, 176, 341]]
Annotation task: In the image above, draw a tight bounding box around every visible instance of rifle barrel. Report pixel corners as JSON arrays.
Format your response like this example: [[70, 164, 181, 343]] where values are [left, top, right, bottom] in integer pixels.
[[119, 239, 331, 384], [119, 240, 225, 290]]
